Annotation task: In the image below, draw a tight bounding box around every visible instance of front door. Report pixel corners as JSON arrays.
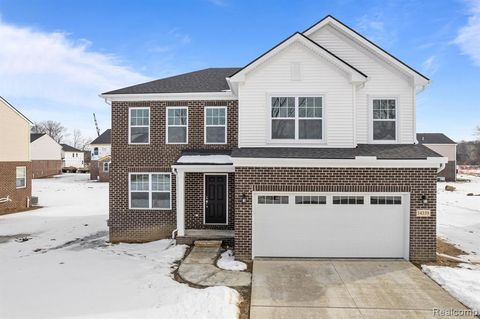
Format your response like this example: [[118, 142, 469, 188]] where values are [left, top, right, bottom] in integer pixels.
[[204, 174, 227, 224]]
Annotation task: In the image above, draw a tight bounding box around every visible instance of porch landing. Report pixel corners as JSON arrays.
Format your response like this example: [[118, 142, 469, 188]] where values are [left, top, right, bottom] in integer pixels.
[[176, 229, 234, 245]]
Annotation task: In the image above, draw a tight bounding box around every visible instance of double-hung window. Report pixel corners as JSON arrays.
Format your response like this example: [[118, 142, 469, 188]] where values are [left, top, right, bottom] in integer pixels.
[[129, 107, 150, 144], [372, 98, 396, 141], [103, 162, 110, 172], [167, 107, 188, 144], [129, 173, 171, 209], [205, 107, 227, 144], [271, 96, 323, 141], [16, 166, 26, 188]]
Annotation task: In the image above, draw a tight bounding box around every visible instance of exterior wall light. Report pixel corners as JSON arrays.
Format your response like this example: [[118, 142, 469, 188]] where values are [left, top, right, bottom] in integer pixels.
[[421, 195, 428, 204], [240, 194, 247, 204]]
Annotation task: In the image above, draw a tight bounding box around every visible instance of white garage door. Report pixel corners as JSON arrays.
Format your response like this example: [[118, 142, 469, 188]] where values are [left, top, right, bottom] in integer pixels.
[[253, 193, 409, 258]]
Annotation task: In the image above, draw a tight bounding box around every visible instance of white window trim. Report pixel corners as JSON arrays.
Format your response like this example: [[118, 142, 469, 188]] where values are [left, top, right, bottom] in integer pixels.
[[16, 166, 27, 189], [128, 107, 150, 145], [166, 106, 188, 145], [267, 94, 326, 144], [369, 96, 399, 144], [204, 106, 227, 145], [103, 162, 110, 172], [128, 172, 172, 210], [203, 173, 228, 225]]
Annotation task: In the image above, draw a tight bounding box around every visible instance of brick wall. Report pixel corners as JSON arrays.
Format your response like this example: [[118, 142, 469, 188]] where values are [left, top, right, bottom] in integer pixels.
[[90, 160, 99, 180], [0, 161, 32, 213], [110, 100, 238, 242], [185, 172, 235, 230], [32, 160, 62, 178], [98, 158, 110, 182], [439, 161, 456, 181], [234, 167, 437, 262]]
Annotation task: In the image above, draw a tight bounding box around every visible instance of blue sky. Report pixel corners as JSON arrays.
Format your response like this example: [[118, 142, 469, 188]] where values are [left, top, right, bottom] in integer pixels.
[[0, 0, 479, 142]]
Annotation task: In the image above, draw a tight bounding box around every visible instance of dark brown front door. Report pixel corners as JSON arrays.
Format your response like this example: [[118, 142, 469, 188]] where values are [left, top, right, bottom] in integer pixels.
[[205, 175, 227, 224]]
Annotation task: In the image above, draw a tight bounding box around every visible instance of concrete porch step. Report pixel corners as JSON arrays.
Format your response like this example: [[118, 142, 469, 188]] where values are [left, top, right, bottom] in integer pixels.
[[176, 229, 234, 246], [194, 240, 222, 248]]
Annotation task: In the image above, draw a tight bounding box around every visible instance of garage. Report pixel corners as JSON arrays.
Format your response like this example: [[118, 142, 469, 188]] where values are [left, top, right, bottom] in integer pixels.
[[252, 192, 409, 259]]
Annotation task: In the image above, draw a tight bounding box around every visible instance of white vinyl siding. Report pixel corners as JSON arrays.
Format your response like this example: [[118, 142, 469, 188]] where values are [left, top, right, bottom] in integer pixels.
[[308, 24, 415, 144], [238, 42, 353, 147]]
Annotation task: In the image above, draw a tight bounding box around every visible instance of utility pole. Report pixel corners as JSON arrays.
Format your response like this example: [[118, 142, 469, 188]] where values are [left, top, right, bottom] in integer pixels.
[[93, 113, 100, 137]]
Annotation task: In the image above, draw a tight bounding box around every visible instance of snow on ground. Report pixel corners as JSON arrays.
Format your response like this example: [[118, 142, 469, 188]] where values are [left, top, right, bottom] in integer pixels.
[[0, 174, 239, 319], [217, 250, 247, 271], [423, 174, 480, 313]]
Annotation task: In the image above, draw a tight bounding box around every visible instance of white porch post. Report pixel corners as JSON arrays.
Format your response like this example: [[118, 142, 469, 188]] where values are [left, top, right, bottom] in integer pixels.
[[176, 170, 185, 237]]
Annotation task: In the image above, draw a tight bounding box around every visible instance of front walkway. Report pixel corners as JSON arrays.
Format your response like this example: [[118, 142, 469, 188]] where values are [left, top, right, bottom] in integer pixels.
[[250, 259, 473, 318], [178, 241, 251, 287]]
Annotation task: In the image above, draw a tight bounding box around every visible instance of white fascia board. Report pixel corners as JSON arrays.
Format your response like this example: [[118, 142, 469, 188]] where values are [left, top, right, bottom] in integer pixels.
[[303, 17, 429, 87], [232, 156, 448, 168], [100, 91, 237, 102], [229, 33, 367, 84], [171, 165, 235, 173]]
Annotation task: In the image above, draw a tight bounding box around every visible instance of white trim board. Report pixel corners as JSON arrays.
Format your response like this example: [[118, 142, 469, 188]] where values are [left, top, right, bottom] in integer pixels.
[[100, 92, 237, 102]]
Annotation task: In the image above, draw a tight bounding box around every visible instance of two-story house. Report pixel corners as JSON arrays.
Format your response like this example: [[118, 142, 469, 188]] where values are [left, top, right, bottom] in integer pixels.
[[0, 96, 33, 212], [100, 16, 446, 262], [89, 129, 111, 182], [30, 133, 62, 178], [61, 144, 85, 168]]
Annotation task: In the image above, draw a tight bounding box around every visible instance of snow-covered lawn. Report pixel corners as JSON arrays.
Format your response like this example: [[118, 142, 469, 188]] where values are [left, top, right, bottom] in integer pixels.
[[0, 174, 239, 319], [422, 174, 480, 313]]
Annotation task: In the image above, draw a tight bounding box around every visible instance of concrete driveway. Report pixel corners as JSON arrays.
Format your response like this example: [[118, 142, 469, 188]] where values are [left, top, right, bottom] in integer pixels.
[[250, 259, 473, 318]]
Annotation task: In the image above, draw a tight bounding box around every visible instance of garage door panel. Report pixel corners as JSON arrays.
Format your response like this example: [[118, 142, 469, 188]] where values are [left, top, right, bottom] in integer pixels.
[[253, 193, 407, 258]]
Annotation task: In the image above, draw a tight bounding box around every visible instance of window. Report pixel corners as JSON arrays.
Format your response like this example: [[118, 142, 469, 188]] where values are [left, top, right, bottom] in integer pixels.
[[129, 173, 171, 209], [372, 99, 396, 141], [271, 96, 323, 141], [205, 107, 227, 144], [370, 196, 402, 205], [16, 167, 26, 188], [93, 147, 99, 156], [257, 196, 289, 204], [103, 162, 110, 172], [332, 196, 364, 205], [167, 107, 188, 144], [295, 195, 326, 204], [129, 107, 150, 144]]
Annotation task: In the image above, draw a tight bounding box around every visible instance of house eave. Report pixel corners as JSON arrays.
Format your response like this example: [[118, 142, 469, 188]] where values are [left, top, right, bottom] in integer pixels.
[[99, 91, 238, 102]]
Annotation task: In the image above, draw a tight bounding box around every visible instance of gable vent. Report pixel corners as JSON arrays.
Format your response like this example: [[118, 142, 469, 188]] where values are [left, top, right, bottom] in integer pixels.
[[291, 62, 302, 81]]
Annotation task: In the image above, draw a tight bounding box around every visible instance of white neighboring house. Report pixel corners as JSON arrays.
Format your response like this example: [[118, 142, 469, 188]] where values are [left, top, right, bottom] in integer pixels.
[[61, 144, 85, 168], [30, 133, 63, 178], [90, 129, 111, 161]]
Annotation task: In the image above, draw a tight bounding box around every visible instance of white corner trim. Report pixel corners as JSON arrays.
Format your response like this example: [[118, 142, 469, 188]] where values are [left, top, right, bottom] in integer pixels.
[[100, 91, 237, 102], [232, 156, 448, 168]]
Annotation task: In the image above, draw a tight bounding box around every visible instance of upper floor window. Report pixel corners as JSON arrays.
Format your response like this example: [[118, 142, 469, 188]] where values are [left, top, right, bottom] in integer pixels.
[[372, 99, 396, 141], [93, 147, 99, 156], [205, 107, 227, 144], [271, 96, 323, 141], [16, 166, 26, 189], [167, 107, 188, 144], [129, 107, 150, 144]]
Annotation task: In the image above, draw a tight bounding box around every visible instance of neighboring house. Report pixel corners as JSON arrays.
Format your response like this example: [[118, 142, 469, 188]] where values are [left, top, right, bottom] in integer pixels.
[[30, 133, 62, 178], [61, 144, 85, 168], [89, 129, 111, 181], [0, 96, 33, 212], [417, 133, 457, 181], [100, 15, 446, 262]]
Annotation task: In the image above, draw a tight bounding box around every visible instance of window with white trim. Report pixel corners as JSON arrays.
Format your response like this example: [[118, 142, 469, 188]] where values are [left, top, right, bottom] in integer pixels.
[[372, 99, 396, 141], [129, 107, 150, 144], [257, 195, 289, 204], [103, 162, 110, 172], [16, 166, 26, 188], [332, 196, 364, 205], [370, 196, 402, 205], [129, 173, 171, 209], [205, 107, 227, 144], [167, 107, 188, 144], [295, 195, 326, 204], [271, 96, 323, 140]]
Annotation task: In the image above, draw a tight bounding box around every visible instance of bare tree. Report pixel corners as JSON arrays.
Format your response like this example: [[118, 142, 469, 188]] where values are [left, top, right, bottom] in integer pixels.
[[31, 121, 67, 143], [71, 129, 92, 150]]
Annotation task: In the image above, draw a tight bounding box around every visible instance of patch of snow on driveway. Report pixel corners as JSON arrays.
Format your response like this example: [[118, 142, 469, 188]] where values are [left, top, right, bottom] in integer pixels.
[[0, 174, 239, 319]]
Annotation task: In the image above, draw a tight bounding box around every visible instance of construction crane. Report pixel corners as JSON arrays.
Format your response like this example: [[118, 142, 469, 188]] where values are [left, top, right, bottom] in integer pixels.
[[93, 113, 100, 137]]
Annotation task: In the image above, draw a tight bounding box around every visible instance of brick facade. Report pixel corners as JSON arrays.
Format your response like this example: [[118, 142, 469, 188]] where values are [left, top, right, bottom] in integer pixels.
[[32, 160, 62, 178], [234, 167, 437, 262], [0, 161, 32, 213], [109, 100, 238, 242], [98, 157, 111, 182], [438, 161, 456, 181], [90, 160, 100, 181]]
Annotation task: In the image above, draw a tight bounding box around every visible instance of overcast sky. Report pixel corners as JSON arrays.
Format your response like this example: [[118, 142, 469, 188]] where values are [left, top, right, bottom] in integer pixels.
[[1, 0, 479, 143]]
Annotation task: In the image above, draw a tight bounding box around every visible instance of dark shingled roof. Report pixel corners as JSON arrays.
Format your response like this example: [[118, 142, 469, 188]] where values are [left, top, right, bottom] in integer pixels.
[[61, 144, 82, 152], [91, 129, 111, 145], [417, 133, 456, 145], [231, 144, 442, 160], [102, 68, 240, 95], [30, 133, 45, 142]]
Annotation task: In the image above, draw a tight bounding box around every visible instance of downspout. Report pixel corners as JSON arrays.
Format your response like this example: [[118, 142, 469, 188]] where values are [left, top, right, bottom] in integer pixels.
[[171, 167, 178, 240], [437, 162, 446, 174]]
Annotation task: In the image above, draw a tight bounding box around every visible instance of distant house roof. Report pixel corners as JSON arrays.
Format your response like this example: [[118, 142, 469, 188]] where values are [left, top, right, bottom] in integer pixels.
[[91, 129, 111, 145], [231, 144, 442, 160], [417, 133, 456, 145], [102, 68, 240, 95], [61, 144, 82, 152], [30, 133, 46, 142], [1, 96, 33, 125]]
